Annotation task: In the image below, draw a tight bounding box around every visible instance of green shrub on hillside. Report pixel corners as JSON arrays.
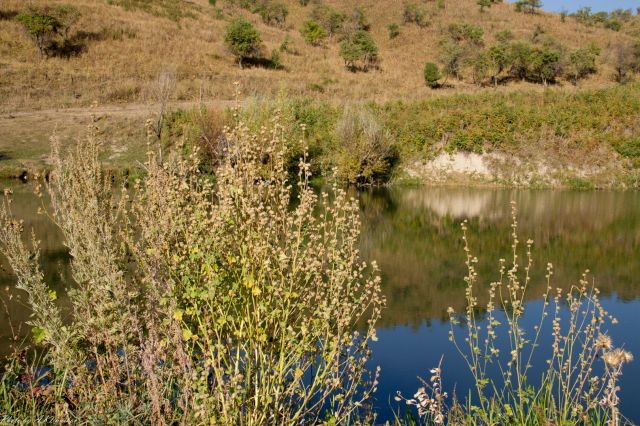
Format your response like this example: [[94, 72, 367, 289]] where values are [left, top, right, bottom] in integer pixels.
[[16, 12, 62, 55], [402, 3, 427, 27], [439, 23, 485, 81], [567, 44, 600, 83], [447, 22, 484, 46], [571, 6, 633, 32], [339, 30, 379, 71], [310, 4, 346, 37], [387, 22, 400, 39], [255, 1, 288, 27], [224, 18, 262, 67], [515, 0, 542, 14], [508, 41, 535, 81], [471, 51, 491, 85], [439, 41, 468, 80], [487, 44, 510, 86], [530, 46, 562, 85], [424, 62, 442, 88], [477, 0, 491, 12], [350, 6, 370, 32], [300, 19, 327, 46], [609, 41, 640, 83], [16, 4, 83, 57], [614, 137, 640, 158]]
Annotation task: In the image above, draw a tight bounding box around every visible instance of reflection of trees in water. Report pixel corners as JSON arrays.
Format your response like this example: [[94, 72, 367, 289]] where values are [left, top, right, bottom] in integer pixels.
[[0, 184, 72, 357], [2, 185, 639, 350], [359, 187, 640, 328]]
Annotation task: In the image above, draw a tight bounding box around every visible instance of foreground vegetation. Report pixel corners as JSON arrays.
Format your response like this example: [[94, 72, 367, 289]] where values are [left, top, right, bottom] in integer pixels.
[[0, 111, 384, 423], [0, 108, 634, 424]]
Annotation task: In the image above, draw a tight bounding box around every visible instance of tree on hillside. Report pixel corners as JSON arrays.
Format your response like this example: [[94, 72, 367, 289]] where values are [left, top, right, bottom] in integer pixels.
[[224, 19, 262, 68], [487, 44, 509, 86], [439, 40, 467, 80], [403, 3, 427, 27], [50, 4, 80, 40], [515, 0, 542, 14], [477, 0, 492, 13], [16, 5, 80, 57], [567, 44, 600, 84], [438, 23, 484, 81], [530, 47, 562, 85], [508, 41, 534, 80], [311, 4, 346, 38], [495, 29, 514, 43], [255, 1, 288, 28], [16, 12, 62, 55], [424, 62, 442, 88], [300, 20, 327, 46], [340, 6, 371, 41], [471, 52, 491, 85], [609, 42, 640, 83], [447, 23, 484, 47], [350, 7, 370, 31], [339, 30, 379, 71]]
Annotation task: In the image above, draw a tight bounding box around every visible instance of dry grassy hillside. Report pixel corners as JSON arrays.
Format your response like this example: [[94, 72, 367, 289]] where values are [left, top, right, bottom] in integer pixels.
[[0, 0, 636, 112]]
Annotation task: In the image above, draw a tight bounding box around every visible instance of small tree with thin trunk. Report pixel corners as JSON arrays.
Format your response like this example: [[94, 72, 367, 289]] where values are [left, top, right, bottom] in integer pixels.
[[16, 12, 62, 55], [224, 18, 262, 68], [488, 44, 509, 86], [339, 30, 379, 71]]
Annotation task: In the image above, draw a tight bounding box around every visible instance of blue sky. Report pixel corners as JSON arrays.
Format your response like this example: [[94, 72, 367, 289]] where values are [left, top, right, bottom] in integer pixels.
[[514, 0, 640, 12]]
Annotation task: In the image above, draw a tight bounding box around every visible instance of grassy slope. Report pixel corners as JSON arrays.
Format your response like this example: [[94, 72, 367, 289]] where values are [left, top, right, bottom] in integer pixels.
[[0, 0, 636, 111], [0, 0, 638, 185]]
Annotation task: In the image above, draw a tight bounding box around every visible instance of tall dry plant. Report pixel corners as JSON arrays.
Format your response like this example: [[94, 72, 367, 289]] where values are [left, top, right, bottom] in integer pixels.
[[0, 103, 384, 424], [152, 68, 177, 140], [399, 202, 633, 425]]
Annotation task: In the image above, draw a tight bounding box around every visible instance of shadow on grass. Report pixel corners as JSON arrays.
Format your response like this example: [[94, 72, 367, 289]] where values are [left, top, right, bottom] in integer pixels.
[[0, 10, 18, 20], [242, 56, 284, 70]]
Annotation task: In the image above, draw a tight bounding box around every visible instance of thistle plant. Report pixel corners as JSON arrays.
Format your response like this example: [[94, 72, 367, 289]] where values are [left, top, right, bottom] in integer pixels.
[[402, 201, 632, 425], [0, 99, 384, 423]]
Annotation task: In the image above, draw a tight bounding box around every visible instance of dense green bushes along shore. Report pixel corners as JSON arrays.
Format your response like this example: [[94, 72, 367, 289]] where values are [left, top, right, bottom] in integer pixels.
[[159, 84, 640, 187]]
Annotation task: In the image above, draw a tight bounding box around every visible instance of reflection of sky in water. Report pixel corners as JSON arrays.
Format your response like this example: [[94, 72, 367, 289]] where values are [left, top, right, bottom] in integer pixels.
[[370, 296, 640, 423], [2, 183, 639, 422], [357, 187, 640, 423]]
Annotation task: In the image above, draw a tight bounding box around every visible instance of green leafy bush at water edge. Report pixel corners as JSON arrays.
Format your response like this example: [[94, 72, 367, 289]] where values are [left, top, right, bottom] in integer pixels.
[[160, 84, 640, 186]]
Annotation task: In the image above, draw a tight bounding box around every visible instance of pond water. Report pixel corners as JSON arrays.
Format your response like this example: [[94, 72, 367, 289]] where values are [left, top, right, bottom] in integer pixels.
[[1, 184, 639, 423], [359, 187, 640, 423]]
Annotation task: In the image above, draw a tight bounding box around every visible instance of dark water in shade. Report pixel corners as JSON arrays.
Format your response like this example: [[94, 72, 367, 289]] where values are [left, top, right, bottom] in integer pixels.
[[1, 183, 639, 423]]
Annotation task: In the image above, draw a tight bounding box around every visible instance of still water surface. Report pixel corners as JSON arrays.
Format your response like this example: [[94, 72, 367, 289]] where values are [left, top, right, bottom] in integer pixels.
[[360, 187, 640, 423], [1, 184, 639, 422]]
